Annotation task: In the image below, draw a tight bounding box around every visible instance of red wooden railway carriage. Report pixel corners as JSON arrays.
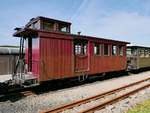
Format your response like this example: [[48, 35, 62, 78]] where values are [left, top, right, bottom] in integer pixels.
[[13, 16, 129, 86]]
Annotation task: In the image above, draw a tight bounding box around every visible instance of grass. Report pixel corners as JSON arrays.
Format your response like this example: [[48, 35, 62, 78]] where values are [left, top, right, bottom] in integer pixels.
[[127, 98, 150, 113]]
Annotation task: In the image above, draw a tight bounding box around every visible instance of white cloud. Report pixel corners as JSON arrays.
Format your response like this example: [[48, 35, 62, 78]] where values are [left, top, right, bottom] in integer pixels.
[[99, 12, 150, 38], [1, 0, 150, 46], [71, 0, 150, 46]]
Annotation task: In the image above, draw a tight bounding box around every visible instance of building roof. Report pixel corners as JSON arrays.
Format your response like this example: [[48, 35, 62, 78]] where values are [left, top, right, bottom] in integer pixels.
[[0, 45, 19, 48], [0, 47, 24, 55]]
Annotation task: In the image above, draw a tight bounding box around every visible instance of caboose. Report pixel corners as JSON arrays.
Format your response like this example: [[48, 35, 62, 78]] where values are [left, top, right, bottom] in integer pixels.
[[13, 16, 129, 86]]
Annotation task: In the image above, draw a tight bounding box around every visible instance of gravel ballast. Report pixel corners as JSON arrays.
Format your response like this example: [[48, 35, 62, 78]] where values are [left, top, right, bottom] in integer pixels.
[[96, 87, 150, 113], [0, 71, 150, 113]]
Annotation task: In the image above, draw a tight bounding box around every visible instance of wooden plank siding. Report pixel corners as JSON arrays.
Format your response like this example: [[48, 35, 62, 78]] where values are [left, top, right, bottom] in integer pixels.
[[39, 35, 73, 81], [29, 31, 129, 82]]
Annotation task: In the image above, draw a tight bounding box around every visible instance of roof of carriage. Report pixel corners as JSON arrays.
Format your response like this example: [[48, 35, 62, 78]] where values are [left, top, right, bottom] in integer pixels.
[[13, 27, 130, 45]]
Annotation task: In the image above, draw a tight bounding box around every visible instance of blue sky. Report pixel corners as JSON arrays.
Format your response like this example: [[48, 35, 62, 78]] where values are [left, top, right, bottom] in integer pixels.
[[0, 0, 150, 46]]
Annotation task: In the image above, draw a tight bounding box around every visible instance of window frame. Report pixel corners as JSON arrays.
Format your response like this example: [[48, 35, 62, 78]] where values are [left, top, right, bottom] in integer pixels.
[[74, 41, 87, 56]]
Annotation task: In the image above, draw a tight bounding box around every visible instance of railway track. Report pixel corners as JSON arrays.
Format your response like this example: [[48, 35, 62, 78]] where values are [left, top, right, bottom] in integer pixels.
[[0, 88, 35, 101], [41, 77, 150, 113], [10, 90, 35, 96]]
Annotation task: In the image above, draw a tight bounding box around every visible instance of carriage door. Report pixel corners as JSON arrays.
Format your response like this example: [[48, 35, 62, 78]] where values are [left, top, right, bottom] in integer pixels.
[[26, 38, 39, 77], [74, 39, 89, 73], [25, 38, 32, 72], [31, 38, 39, 77]]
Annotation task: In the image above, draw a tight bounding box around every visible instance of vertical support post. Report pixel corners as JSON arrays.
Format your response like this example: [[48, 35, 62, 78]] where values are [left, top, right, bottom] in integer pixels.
[[28, 37, 32, 72], [12, 37, 25, 84]]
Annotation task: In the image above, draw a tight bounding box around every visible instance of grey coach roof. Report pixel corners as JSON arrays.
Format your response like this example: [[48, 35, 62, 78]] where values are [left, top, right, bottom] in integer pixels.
[[0, 47, 24, 55]]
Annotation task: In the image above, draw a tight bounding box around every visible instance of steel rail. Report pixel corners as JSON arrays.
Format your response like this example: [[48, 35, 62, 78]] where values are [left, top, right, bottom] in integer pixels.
[[79, 83, 150, 113], [41, 77, 150, 113]]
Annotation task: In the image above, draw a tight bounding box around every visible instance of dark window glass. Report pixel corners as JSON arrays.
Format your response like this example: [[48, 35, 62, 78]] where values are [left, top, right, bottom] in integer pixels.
[[104, 44, 109, 56], [43, 22, 54, 31]]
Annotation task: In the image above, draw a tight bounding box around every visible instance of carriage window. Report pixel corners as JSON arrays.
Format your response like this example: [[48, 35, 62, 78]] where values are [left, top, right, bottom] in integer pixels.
[[75, 43, 87, 55], [83, 45, 87, 54], [132, 49, 138, 56], [34, 22, 40, 29], [127, 48, 131, 56], [119, 46, 123, 56], [75, 45, 81, 55], [28, 21, 40, 29], [104, 44, 109, 56], [60, 26, 67, 32], [43, 22, 54, 31], [145, 49, 149, 57], [139, 49, 145, 57], [58, 24, 69, 32], [112, 45, 117, 55], [94, 43, 101, 55], [59, 25, 67, 32]]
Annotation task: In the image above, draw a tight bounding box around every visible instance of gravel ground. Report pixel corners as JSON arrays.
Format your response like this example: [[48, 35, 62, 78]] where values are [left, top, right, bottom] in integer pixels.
[[0, 71, 150, 113]]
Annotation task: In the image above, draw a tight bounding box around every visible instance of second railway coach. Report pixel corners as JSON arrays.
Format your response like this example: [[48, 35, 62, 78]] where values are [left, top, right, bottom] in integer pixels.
[[127, 46, 150, 70]]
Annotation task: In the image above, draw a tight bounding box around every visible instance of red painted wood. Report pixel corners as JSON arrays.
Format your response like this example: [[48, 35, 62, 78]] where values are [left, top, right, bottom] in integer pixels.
[[32, 38, 40, 77], [39, 34, 73, 81], [25, 31, 128, 82]]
